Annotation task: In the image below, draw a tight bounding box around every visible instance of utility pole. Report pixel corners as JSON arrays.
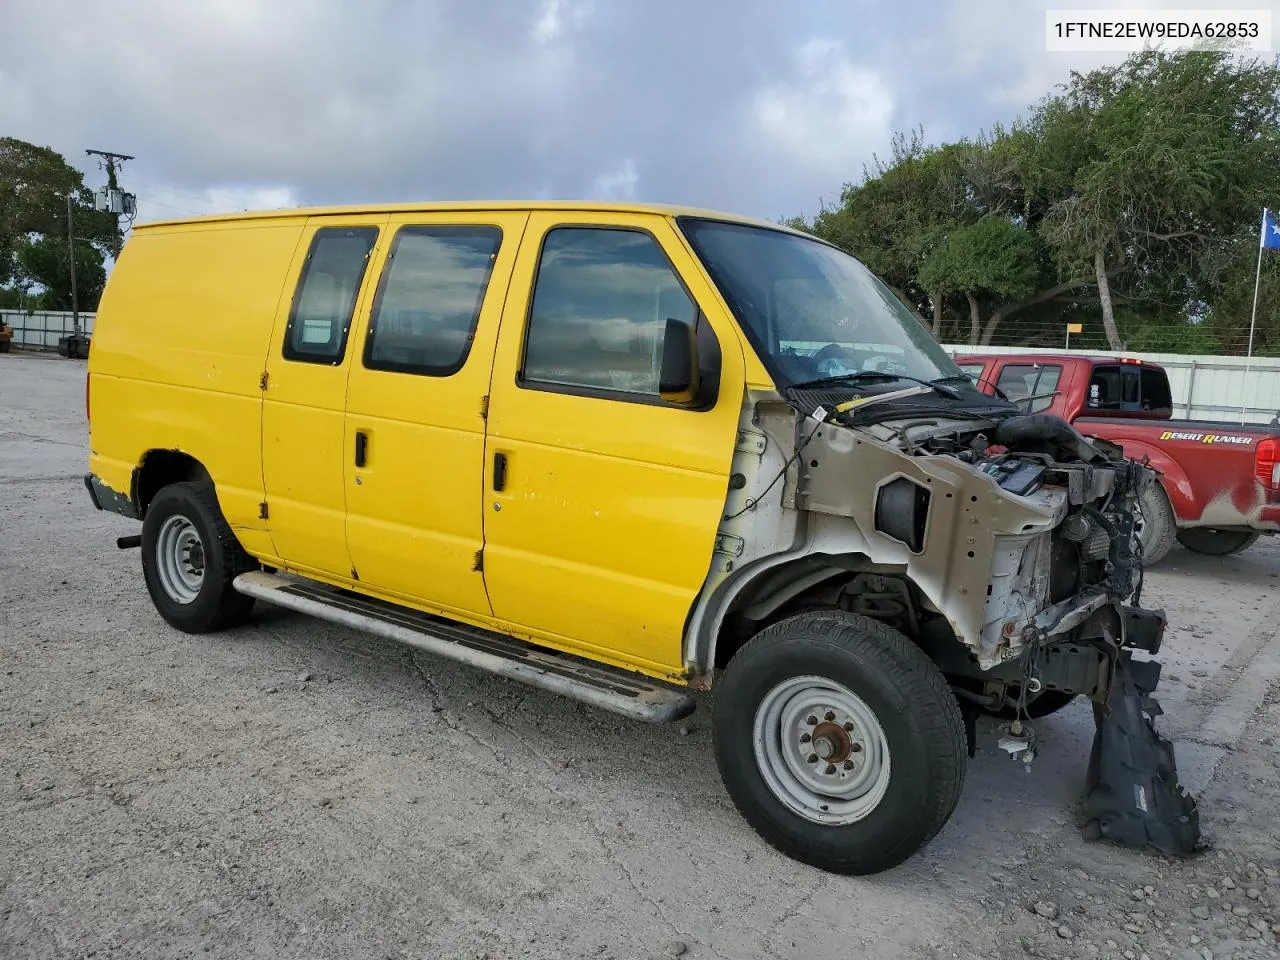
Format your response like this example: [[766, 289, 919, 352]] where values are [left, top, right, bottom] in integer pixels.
[[86, 149, 135, 257], [66, 194, 80, 339]]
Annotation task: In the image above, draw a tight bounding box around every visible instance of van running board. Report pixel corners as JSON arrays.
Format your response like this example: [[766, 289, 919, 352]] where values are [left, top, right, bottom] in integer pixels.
[[232, 571, 696, 724]]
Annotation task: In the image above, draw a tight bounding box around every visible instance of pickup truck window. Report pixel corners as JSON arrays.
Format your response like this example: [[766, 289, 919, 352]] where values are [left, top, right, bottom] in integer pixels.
[[955, 362, 987, 383], [1087, 364, 1173, 413], [521, 227, 698, 400], [283, 227, 379, 365], [996, 364, 1062, 413], [362, 225, 502, 377]]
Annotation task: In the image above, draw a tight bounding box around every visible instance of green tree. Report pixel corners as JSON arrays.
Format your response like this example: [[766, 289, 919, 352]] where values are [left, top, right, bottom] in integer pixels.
[[918, 214, 1040, 343], [794, 50, 1280, 355], [1028, 50, 1280, 349], [0, 137, 117, 310]]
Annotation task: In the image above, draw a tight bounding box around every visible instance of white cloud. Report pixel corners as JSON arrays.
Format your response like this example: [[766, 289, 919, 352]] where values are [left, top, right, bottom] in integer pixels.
[[203, 185, 301, 213], [752, 39, 895, 170], [7, 0, 1251, 229], [531, 0, 592, 44], [589, 159, 639, 200]]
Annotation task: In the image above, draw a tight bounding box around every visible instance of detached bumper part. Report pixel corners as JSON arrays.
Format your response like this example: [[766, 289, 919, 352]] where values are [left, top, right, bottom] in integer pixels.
[[1082, 653, 1199, 856]]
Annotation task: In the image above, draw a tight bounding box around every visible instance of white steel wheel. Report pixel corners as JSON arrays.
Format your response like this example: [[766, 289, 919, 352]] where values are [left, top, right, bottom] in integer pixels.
[[154, 514, 206, 605], [752, 674, 892, 825]]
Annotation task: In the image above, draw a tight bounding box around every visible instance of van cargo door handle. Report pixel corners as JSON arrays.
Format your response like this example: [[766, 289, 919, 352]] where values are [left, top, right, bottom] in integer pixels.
[[354, 431, 368, 468], [493, 452, 507, 492]]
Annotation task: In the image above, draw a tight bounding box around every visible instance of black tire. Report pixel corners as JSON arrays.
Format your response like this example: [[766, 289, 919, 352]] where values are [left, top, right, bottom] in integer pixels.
[[712, 611, 966, 875], [1137, 480, 1177, 566], [1176, 527, 1259, 556], [986, 688, 1078, 720], [141, 481, 257, 633]]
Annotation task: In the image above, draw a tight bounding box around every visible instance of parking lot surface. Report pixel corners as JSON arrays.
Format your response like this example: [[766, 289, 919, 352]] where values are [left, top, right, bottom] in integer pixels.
[[3, 351, 1279, 960]]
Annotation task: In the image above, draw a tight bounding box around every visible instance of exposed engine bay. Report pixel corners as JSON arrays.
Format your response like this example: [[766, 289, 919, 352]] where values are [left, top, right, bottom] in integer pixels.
[[850, 407, 1198, 855], [703, 390, 1201, 858]]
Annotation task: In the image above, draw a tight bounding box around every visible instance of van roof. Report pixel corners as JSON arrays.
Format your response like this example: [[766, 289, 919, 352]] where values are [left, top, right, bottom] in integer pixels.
[[132, 200, 797, 232]]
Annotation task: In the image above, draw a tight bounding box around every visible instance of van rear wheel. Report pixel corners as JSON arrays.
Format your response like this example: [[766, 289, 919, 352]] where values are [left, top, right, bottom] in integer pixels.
[[712, 611, 966, 875], [141, 481, 257, 633]]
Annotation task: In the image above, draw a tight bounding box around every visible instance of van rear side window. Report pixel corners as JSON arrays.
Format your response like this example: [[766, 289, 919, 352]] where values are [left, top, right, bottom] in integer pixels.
[[363, 225, 502, 377], [283, 227, 379, 364]]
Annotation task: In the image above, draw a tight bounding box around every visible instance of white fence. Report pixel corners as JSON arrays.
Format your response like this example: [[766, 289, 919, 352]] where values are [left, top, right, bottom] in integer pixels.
[[942, 344, 1280, 425], [2, 310, 97, 350]]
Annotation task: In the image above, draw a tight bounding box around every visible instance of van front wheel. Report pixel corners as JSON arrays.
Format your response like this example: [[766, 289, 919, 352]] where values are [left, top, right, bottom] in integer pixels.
[[713, 611, 966, 875], [141, 481, 257, 633]]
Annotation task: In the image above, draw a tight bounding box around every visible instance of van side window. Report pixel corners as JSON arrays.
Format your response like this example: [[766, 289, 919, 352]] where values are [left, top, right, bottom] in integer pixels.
[[363, 225, 502, 376], [283, 227, 378, 364], [522, 227, 698, 400]]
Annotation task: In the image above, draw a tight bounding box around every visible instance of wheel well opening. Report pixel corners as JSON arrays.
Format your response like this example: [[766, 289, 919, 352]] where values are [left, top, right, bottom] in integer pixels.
[[134, 450, 211, 517], [711, 564, 959, 673]]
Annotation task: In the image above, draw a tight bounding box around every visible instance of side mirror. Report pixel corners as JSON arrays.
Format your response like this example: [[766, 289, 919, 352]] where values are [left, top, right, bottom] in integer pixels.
[[659, 317, 700, 405]]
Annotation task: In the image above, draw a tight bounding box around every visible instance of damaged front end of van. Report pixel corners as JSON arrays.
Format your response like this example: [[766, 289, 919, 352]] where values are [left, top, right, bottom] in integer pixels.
[[691, 388, 1200, 857], [677, 216, 1199, 859]]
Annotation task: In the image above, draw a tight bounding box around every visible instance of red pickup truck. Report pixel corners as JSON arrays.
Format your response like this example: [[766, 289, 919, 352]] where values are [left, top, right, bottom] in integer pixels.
[[954, 353, 1280, 564]]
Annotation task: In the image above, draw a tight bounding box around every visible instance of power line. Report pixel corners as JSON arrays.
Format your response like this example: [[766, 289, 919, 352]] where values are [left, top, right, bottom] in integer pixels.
[[133, 183, 226, 208]]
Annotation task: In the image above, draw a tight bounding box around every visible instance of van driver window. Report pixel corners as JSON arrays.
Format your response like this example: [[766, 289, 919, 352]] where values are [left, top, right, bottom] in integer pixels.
[[522, 227, 697, 398], [283, 227, 378, 364]]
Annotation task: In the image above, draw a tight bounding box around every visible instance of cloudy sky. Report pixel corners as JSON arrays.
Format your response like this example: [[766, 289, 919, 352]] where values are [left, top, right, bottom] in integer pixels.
[[4, 0, 1276, 229]]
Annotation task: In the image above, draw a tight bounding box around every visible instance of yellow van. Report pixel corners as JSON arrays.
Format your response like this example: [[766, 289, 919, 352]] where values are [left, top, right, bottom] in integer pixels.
[[85, 201, 1197, 873]]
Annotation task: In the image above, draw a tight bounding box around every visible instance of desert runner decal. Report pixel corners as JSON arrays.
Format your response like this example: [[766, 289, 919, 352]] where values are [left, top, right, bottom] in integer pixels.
[[1159, 430, 1254, 445]]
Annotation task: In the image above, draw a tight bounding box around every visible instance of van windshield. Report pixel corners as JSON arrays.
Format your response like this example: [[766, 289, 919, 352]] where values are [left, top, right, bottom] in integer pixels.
[[678, 217, 962, 389]]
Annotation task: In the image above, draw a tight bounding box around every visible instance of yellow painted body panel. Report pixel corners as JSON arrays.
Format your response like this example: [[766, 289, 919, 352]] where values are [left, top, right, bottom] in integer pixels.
[[342, 211, 529, 617], [260, 214, 388, 578], [88, 201, 768, 684], [481, 211, 746, 674], [88, 218, 305, 550]]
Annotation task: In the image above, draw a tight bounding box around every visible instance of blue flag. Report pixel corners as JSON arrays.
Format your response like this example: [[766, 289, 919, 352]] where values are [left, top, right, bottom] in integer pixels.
[[1264, 209, 1280, 250]]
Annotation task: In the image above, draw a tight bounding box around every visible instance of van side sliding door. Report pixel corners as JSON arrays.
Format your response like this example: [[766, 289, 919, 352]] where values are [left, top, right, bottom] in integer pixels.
[[340, 211, 528, 618]]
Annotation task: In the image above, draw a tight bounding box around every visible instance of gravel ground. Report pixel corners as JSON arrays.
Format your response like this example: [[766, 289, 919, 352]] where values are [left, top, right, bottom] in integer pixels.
[[2, 351, 1279, 960]]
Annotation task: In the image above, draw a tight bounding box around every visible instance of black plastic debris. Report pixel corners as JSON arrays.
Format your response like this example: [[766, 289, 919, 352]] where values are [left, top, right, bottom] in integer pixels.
[[1081, 653, 1200, 856]]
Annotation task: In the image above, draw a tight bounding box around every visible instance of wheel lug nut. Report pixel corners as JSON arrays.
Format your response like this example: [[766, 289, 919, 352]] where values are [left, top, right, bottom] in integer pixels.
[[807, 753, 818, 764], [799, 733, 811, 743], [843, 760, 854, 770], [824, 711, 835, 721], [843, 721, 854, 731], [806, 715, 817, 725], [851, 742, 863, 753], [824, 764, 836, 775]]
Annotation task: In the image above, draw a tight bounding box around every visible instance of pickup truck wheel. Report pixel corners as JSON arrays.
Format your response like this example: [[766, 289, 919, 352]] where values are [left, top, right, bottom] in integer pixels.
[[1136, 481, 1176, 566], [713, 611, 966, 875], [141, 481, 257, 633], [1175, 528, 1259, 556]]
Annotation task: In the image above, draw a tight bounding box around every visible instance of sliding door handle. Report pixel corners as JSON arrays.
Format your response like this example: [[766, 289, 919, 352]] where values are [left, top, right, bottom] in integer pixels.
[[354, 430, 368, 468], [493, 451, 507, 492]]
